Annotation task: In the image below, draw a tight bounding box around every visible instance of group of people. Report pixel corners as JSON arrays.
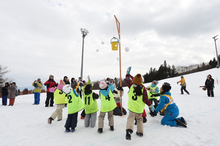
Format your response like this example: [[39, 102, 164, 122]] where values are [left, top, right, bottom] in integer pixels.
[[36, 67, 189, 141], [31, 75, 85, 108], [1, 82, 17, 106], [177, 74, 215, 97], [1, 68, 216, 141]]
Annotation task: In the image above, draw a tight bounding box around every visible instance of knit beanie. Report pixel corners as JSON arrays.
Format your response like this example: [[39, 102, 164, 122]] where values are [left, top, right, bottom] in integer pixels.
[[133, 74, 142, 85], [99, 81, 108, 89], [162, 82, 171, 92]]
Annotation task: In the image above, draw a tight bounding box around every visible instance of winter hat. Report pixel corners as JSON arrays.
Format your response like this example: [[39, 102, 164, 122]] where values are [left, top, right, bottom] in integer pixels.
[[133, 74, 142, 85], [152, 80, 158, 85], [162, 82, 171, 92], [62, 85, 72, 94], [99, 81, 108, 89]]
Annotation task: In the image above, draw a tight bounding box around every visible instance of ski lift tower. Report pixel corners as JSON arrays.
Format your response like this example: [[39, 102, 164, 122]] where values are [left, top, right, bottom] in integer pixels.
[[213, 35, 219, 68]]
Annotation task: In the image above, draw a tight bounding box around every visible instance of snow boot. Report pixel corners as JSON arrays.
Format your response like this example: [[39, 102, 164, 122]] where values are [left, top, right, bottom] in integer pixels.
[[136, 132, 143, 137], [175, 119, 187, 128], [98, 128, 103, 133], [48, 117, 53, 124], [71, 129, 75, 132], [65, 129, 70, 132], [110, 126, 114, 131], [180, 117, 187, 125], [126, 129, 133, 140]]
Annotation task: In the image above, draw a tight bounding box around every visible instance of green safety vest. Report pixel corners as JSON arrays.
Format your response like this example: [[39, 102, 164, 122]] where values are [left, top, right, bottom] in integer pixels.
[[83, 92, 99, 114], [148, 85, 158, 100], [65, 90, 84, 114], [100, 90, 117, 112], [128, 85, 145, 114], [54, 89, 67, 105]]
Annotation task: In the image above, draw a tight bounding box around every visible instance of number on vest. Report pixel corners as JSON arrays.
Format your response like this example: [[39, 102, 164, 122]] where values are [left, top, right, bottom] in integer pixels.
[[105, 95, 110, 101], [59, 90, 64, 94], [132, 94, 137, 101], [67, 95, 72, 103], [85, 96, 91, 105]]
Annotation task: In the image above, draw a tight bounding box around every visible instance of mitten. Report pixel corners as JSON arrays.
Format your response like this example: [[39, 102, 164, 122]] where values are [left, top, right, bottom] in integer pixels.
[[150, 111, 157, 117], [126, 66, 131, 74]]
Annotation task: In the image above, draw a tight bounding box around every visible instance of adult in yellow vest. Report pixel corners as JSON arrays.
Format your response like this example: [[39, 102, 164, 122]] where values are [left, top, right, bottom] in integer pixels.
[[150, 82, 187, 128], [125, 67, 155, 140], [97, 81, 117, 133], [83, 84, 99, 127], [47, 80, 67, 124], [177, 76, 190, 95], [62, 84, 84, 132]]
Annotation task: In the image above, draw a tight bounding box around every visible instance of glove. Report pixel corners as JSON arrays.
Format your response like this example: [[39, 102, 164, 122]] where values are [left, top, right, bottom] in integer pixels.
[[149, 104, 155, 112], [150, 111, 157, 117], [126, 66, 131, 74]]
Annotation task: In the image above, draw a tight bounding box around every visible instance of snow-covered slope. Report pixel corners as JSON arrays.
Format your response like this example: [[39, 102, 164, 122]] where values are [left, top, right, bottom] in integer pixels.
[[1, 68, 220, 146]]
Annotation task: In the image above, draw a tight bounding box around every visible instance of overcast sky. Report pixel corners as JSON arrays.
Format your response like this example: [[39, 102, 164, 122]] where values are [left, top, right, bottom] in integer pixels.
[[1, 0, 220, 89]]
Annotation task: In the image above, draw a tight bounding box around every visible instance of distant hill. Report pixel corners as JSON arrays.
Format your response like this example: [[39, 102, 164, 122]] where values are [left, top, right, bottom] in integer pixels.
[[176, 62, 209, 73]]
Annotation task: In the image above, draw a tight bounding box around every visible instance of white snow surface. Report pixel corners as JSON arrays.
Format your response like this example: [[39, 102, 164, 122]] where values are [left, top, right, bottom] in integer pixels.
[[1, 68, 220, 146]]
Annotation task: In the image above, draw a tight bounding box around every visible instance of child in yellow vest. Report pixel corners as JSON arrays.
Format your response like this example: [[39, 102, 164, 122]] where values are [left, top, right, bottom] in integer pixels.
[[83, 84, 99, 127], [97, 81, 117, 133], [125, 67, 155, 140], [47, 80, 67, 124], [62, 84, 84, 132]]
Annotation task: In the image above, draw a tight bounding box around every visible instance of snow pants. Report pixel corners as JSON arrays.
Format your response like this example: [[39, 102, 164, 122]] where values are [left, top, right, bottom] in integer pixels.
[[207, 88, 214, 97], [51, 104, 65, 120], [34, 92, 40, 104], [45, 92, 54, 106], [2, 95, 8, 105], [98, 111, 114, 129], [126, 111, 143, 133], [84, 112, 97, 127], [161, 109, 179, 127], [181, 86, 189, 94], [65, 112, 78, 130]]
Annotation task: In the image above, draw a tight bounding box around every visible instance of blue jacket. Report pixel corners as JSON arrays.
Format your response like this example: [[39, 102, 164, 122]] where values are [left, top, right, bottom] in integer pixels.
[[155, 92, 179, 113], [99, 84, 114, 97]]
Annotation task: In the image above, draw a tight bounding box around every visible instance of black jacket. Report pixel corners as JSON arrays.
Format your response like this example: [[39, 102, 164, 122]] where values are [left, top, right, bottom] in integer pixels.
[[1, 85, 9, 96], [205, 78, 214, 89]]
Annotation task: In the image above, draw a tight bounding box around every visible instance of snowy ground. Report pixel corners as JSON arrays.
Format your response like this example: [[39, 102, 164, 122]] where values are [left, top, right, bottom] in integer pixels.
[[1, 68, 220, 146]]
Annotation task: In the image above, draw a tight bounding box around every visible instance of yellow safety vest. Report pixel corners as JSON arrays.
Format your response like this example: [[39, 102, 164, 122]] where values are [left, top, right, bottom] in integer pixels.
[[54, 89, 67, 105]]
